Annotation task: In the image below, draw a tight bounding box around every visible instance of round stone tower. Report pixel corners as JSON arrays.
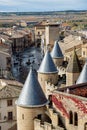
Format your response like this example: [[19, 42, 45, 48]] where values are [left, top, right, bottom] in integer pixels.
[[37, 50, 58, 93], [16, 68, 48, 130], [51, 40, 64, 67]]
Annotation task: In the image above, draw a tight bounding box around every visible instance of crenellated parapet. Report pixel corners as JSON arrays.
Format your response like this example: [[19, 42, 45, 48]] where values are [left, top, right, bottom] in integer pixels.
[[34, 117, 64, 130], [34, 118, 52, 130], [45, 81, 57, 97]]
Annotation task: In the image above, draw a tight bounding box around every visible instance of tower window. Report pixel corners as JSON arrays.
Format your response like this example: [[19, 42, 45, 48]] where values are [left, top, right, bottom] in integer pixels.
[[48, 95, 52, 107], [22, 114, 24, 120], [38, 32, 40, 35]]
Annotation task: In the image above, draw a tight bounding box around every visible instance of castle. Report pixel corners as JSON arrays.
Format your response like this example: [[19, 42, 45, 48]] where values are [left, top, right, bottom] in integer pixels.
[[16, 40, 87, 130]]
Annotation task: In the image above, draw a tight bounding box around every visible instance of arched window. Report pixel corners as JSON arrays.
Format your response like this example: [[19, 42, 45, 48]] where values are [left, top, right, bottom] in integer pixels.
[[84, 123, 87, 130], [74, 112, 78, 126], [69, 111, 73, 124]]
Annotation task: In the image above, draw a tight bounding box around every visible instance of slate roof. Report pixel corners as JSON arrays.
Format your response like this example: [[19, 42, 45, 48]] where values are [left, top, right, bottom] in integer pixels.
[[66, 49, 81, 73], [38, 51, 58, 73], [16, 68, 48, 107], [76, 60, 87, 84], [51, 40, 63, 59]]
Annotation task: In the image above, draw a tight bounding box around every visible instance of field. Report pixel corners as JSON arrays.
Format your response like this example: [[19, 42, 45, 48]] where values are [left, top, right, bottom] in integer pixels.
[[0, 11, 87, 29]]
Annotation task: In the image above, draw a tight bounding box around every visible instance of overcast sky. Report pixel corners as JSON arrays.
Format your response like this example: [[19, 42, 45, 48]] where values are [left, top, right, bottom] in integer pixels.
[[0, 0, 87, 12]]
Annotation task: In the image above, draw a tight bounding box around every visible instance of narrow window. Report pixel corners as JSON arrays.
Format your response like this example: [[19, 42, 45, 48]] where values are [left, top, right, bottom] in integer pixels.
[[38, 32, 40, 35], [7, 100, 13, 106], [48, 95, 52, 107], [74, 112, 78, 126], [69, 111, 73, 124], [22, 114, 24, 120], [8, 112, 13, 120]]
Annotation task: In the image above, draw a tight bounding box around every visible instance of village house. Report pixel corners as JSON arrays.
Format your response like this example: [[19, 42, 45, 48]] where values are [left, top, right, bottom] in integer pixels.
[[0, 79, 23, 130]]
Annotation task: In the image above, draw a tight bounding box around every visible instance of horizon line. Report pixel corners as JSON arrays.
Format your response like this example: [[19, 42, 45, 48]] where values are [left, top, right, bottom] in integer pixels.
[[0, 9, 87, 13]]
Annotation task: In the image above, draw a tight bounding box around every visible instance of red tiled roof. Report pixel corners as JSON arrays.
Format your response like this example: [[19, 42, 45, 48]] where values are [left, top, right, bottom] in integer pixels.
[[58, 82, 87, 97]]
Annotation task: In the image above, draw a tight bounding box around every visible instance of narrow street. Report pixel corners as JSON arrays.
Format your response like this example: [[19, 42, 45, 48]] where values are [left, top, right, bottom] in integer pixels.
[[12, 46, 42, 83]]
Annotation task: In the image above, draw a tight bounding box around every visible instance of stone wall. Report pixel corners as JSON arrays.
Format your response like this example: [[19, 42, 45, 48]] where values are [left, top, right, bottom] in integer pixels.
[[66, 72, 80, 86], [38, 73, 58, 93], [0, 98, 17, 130], [34, 118, 64, 130], [52, 91, 87, 130], [53, 58, 63, 67], [17, 106, 46, 130]]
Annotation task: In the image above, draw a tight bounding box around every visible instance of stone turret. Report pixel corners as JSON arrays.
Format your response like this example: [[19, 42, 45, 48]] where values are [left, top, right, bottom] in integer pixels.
[[66, 48, 81, 86], [37, 51, 58, 93], [51, 40, 64, 67], [76, 60, 87, 84], [16, 68, 48, 130]]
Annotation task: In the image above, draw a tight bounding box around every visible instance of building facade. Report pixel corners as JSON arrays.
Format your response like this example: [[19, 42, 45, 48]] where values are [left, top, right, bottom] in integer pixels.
[[0, 79, 23, 130]]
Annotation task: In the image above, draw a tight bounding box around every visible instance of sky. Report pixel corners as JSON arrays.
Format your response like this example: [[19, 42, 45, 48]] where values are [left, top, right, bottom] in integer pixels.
[[0, 0, 87, 12]]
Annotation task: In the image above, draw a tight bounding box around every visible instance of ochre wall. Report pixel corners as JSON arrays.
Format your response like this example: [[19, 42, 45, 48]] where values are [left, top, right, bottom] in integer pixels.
[[38, 72, 58, 93], [53, 58, 63, 67], [66, 72, 80, 86], [17, 106, 46, 130]]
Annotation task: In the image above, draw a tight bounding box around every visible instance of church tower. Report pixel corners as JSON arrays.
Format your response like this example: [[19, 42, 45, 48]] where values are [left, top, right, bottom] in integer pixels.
[[16, 68, 48, 130], [37, 50, 58, 93], [66, 48, 81, 86], [51, 40, 64, 67]]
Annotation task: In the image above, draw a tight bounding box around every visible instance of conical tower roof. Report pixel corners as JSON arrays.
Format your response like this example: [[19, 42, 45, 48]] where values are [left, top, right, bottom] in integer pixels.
[[51, 40, 63, 59], [76, 60, 87, 84], [38, 51, 58, 73], [66, 48, 81, 73], [16, 68, 48, 107]]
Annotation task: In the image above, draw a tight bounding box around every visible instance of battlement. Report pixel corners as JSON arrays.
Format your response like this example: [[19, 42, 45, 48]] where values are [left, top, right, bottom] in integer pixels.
[[34, 118, 52, 130], [45, 81, 57, 97], [34, 118, 64, 130]]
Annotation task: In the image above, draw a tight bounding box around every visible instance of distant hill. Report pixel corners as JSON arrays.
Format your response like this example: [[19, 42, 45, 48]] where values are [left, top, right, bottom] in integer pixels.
[[0, 10, 87, 16]]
